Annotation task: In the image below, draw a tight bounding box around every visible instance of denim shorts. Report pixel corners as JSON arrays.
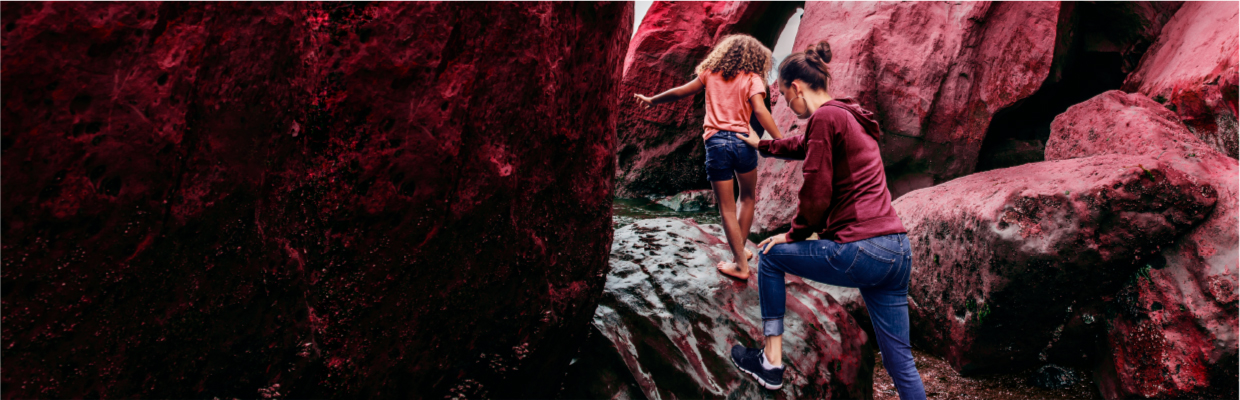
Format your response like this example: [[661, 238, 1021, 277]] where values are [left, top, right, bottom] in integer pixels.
[[704, 131, 759, 182]]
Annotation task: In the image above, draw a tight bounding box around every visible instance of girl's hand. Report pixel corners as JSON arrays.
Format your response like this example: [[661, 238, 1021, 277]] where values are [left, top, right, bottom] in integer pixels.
[[737, 130, 761, 149], [633, 94, 654, 109], [758, 234, 789, 254]]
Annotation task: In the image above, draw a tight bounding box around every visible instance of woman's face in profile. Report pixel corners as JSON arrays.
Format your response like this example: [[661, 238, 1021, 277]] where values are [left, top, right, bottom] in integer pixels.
[[778, 79, 811, 119]]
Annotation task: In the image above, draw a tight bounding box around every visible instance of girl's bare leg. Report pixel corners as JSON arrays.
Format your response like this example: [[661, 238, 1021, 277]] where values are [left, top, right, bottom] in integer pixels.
[[712, 177, 750, 279], [736, 169, 758, 255]]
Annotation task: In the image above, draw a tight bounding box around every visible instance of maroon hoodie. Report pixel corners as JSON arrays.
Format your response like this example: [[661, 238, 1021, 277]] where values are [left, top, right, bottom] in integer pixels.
[[757, 98, 906, 243]]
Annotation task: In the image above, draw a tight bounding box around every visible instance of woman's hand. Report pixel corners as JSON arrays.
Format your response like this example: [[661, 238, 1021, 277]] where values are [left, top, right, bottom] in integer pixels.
[[757, 234, 789, 254], [737, 130, 761, 149], [633, 94, 654, 109]]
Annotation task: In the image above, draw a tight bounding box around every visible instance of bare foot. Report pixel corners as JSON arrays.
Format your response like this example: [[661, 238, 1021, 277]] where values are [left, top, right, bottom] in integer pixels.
[[717, 260, 751, 280], [745, 248, 754, 261]]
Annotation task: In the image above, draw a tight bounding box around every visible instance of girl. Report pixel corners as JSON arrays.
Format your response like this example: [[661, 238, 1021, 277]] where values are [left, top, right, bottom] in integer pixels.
[[633, 34, 783, 280], [731, 41, 927, 399]]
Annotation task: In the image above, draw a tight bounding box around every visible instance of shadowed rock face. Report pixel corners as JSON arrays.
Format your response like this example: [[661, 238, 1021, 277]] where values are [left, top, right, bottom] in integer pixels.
[[753, 1, 1061, 236], [565, 218, 873, 399], [752, 2, 1188, 237], [1, 2, 631, 398], [972, 1, 1183, 173], [891, 154, 1217, 375], [614, 1, 802, 199], [1047, 90, 1239, 400], [1122, 1, 1240, 159]]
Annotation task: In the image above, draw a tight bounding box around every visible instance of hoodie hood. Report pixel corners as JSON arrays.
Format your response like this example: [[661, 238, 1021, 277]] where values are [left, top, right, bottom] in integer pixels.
[[825, 98, 883, 142]]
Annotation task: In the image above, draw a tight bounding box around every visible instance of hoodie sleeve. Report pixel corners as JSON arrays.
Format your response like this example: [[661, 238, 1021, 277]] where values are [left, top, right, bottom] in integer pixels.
[[758, 114, 815, 159], [784, 110, 838, 242], [758, 134, 807, 159]]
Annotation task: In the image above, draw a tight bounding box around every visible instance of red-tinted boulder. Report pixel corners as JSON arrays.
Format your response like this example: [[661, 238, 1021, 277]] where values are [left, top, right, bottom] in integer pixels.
[[891, 154, 1217, 374], [614, 1, 801, 198], [1122, 1, 1240, 159], [1047, 90, 1239, 399], [1047, 91, 1206, 161], [753, 1, 1061, 235], [1, 2, 631, 398], [564, 218, 873, 399]]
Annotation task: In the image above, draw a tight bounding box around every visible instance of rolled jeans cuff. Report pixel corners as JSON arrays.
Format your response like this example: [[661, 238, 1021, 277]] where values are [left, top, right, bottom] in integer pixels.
[[763, 318, 784, 336]]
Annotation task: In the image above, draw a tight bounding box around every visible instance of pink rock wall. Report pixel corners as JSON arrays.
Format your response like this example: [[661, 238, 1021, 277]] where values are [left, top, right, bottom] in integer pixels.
[[1047, 90, 1238, 399], [1122, 1, 1240, 159], [753, 1, 1061, 235], [1, 2, 631, 398]]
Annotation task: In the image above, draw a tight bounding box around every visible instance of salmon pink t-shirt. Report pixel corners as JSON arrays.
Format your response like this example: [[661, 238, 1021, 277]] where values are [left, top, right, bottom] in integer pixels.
[[698, 70, 767, 140]]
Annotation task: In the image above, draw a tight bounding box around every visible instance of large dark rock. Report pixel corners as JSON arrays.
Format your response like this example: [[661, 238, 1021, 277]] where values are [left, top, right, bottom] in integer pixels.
[[615, 1, 801, 198], [0, 2, 631, 398], [891, 154, 1217, 375], [1047, 90, 1238, 399], [564, 218, 874, 399]]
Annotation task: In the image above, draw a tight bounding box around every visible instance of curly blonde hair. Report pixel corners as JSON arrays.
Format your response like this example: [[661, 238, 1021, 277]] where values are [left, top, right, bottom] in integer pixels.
[[695, 34, 773, 82]]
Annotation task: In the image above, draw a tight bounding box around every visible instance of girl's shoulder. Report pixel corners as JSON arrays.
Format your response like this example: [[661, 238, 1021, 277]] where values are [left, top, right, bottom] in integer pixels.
[[699, 69, 761, 84]]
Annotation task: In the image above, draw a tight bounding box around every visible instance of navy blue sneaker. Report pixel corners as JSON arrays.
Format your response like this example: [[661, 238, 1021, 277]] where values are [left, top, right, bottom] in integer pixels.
[[730, 344, 784, 390]]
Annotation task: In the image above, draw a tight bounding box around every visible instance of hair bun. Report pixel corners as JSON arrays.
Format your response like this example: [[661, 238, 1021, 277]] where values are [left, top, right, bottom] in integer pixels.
[[810, 41, 832, 63]]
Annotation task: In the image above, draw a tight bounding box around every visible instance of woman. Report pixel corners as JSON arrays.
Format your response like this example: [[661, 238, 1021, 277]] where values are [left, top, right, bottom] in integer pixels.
[[730, 40, 927, 400]]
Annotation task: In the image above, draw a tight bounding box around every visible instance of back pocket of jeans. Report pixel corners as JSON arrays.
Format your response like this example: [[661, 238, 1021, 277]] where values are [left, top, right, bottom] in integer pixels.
[[845, 244, 896, 287], [705, 143, 727, 169]]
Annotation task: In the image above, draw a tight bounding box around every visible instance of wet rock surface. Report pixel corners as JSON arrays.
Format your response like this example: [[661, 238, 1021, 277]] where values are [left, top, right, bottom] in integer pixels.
[[1, 2, 631, 398], [612, 197, 722, 230], [1029, 364, 1081, 390], [1122, 1, 1240, 158], [655, 189, 717, 212], [891, 154, 1218, 375], [615, 1, 801, 198], [566, 218, 874, 399], [1047, 90, 1239, 399]]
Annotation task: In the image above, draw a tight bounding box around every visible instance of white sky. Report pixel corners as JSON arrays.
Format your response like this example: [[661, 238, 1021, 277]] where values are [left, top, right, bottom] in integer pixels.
[[770, 8, 803, 81], [633, 2, 803, 81], [634, 1, 653, 36]]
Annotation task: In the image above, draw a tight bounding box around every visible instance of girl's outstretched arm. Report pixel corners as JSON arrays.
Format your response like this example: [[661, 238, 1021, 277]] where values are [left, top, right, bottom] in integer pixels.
[[633, 78, 705, 108], [749, 93, 783, 139]]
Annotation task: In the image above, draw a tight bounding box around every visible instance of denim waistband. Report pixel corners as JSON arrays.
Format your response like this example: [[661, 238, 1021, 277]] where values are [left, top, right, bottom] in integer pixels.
[[707, 131, 743, 143]]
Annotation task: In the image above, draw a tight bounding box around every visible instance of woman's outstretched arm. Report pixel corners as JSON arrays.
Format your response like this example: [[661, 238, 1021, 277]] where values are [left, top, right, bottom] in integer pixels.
[[737, 128, 806, 160], [633, 78, 705, 108]]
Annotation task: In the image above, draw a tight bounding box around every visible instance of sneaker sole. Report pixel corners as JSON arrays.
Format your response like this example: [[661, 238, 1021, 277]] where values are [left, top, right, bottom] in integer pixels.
[[730, 356, 783, 390]]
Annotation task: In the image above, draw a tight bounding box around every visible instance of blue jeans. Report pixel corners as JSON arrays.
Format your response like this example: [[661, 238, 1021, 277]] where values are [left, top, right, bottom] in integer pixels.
[[704, 131, 758, 182], [758, 233, 927, 400]]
